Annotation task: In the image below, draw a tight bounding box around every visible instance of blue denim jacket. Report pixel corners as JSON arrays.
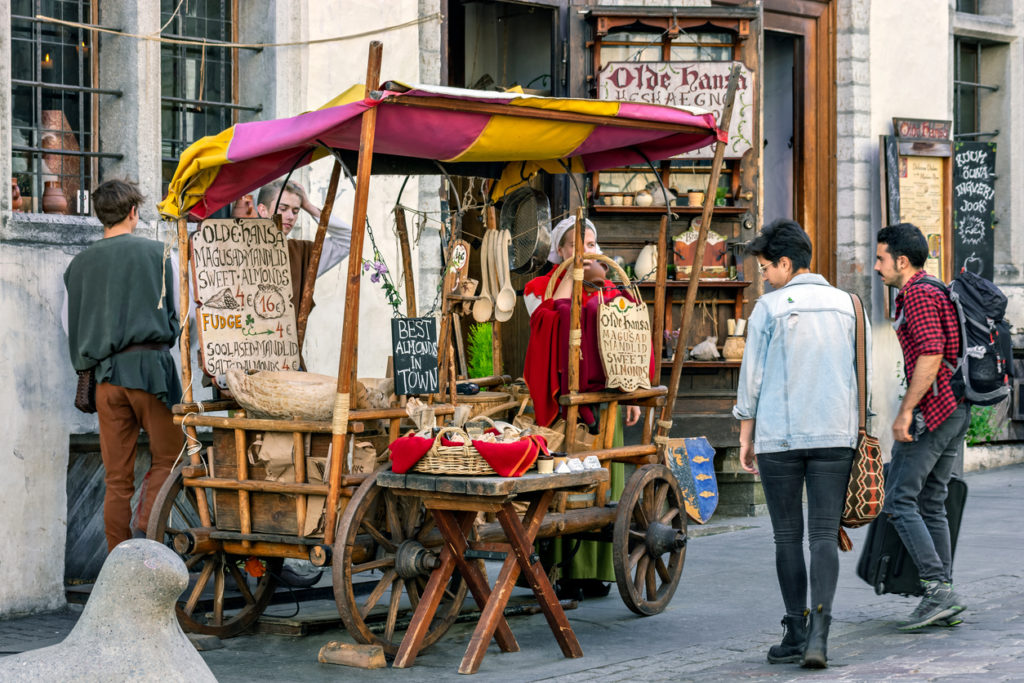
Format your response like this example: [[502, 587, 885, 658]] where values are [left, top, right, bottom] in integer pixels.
[[732, 273, 869, 453]]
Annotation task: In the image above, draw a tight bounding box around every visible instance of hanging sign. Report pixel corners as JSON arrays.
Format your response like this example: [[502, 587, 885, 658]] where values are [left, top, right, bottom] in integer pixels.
[[391, 317, 439, 396], [598, 294, 652, 392], [597, 61, 754, 159], [952, 141, 996, 281], [190, 218, 300, 376]]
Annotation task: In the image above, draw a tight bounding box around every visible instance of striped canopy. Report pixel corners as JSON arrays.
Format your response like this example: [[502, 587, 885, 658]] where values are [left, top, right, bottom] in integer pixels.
[[159, 82, 725, 220]]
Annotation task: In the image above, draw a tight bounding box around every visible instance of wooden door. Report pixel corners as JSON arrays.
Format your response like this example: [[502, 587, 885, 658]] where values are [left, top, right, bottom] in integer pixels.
[[764, 0, 837, 281]]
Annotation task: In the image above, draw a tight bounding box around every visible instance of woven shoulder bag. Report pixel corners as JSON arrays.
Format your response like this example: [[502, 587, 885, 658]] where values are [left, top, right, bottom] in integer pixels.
[[838, 293, 884, 551]]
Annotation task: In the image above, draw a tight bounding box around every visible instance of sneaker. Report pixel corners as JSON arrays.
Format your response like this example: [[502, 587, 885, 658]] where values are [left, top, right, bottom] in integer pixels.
[[898, 581, 966, 631], [931, 615, 964, 627]]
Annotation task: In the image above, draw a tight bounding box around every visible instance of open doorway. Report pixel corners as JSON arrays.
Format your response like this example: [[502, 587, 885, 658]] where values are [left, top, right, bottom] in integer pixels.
[[763, 32, 796, 224]]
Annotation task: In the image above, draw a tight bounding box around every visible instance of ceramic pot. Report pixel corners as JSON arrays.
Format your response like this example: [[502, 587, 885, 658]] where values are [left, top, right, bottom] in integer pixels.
[[634, 243, 658, 281], [687, 190, 705, 208], [42, 181, 67, 214], [634, 190, 654, 207], [11, 178, 23, 212], [722, 336, 746, 360]]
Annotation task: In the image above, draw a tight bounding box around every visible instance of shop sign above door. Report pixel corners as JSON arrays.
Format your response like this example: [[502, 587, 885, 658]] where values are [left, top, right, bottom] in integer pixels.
[[598, 60, 754, 159]]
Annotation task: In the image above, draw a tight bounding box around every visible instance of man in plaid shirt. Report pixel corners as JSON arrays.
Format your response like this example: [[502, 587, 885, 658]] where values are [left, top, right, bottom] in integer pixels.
[[875, 223, 969, 631]]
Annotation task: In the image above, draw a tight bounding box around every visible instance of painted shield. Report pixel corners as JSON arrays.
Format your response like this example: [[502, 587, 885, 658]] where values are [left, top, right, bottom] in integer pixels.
[[663, 437, 719, 524]]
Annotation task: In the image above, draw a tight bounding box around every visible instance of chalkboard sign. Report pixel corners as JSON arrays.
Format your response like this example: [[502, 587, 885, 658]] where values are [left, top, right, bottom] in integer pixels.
[[391, 317, 439, 395], [662, 437, 718, 524], [190, 218, 301, 376], [952, 141, 996, 281]]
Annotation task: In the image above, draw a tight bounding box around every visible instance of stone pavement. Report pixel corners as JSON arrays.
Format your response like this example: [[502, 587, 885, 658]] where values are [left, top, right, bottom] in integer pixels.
[[3, 463, 1023, 681]]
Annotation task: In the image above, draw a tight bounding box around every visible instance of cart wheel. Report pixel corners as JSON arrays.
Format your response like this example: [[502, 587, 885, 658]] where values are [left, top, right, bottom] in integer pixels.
[[333, 471, 469, 656], [613, 463, 687, 616], [147, 464, 282, 637]]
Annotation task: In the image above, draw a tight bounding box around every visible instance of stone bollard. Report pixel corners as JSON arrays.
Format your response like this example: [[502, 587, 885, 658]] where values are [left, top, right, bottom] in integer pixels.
[[0, 539, 217, 682]]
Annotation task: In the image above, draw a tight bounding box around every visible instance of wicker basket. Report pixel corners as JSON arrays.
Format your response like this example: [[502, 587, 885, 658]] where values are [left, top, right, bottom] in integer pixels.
[[226, 368, 336, 420], [412, 426, 497, 476]]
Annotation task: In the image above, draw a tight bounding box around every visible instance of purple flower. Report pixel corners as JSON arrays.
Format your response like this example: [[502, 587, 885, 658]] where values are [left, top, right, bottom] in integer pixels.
[[362, 261, 372, 273], [374, 261, 388, 275], [370, 273, 381, 283]]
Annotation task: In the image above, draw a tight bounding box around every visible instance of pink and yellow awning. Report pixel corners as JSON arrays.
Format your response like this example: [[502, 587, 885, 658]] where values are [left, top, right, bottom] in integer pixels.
[[159, 82, 725, 220]]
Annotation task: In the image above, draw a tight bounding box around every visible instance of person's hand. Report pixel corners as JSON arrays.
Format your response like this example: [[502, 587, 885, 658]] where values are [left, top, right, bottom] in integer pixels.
[[739, 439, 758, 474], [625, 405, 641, 426], [892, 409, 914, 443]]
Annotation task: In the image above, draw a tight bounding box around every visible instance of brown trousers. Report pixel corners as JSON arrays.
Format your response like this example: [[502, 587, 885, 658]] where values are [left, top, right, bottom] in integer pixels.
[[95, 383, 183, 552]]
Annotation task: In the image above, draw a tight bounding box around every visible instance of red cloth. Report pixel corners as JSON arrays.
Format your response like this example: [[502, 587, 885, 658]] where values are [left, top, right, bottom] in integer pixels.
[[388, 433, 548, 477]]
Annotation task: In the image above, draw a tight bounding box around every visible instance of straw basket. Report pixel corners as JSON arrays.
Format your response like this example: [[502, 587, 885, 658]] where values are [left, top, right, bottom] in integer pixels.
[[226, 369, 335, 420], [412, 426, 497, 476]]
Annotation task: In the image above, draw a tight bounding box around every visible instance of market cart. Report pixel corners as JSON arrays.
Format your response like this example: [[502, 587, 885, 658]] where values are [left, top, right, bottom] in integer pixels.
[[150, 41, 738, 653]]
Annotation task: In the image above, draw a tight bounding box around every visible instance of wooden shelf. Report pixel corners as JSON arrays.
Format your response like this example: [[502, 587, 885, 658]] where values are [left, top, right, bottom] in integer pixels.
[[591, 205, 748, 216], [636, 280, 751, 289]]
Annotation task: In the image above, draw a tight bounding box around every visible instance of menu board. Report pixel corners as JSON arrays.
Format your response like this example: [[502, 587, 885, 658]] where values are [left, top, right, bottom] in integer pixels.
[[391, 317, 439, 396], [898, 155, 945, 280], [952, 141, 996, 281], [190, 218, 300, 376], [598, 296, 652, 392]]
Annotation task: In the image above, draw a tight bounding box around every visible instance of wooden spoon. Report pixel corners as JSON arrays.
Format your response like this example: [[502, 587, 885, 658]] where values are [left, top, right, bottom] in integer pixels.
[[472, 231, 494, 323], [494, 229, 516, 321]]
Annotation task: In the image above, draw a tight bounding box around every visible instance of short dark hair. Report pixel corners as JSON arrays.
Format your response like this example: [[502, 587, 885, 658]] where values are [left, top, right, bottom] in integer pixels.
[[745, 218, 812, 270], [256, 181, 301, 212], [92, 179, 143, 228], [877, 223, 928, 268]]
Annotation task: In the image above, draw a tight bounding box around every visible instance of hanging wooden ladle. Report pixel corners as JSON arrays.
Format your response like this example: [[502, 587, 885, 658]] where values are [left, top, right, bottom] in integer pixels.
[[472, 230, 494, 323], [494, 229, 516, 321]]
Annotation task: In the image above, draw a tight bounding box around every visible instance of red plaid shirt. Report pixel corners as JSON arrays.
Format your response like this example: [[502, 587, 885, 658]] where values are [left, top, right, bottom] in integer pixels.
[[894, 270, 962, 430]]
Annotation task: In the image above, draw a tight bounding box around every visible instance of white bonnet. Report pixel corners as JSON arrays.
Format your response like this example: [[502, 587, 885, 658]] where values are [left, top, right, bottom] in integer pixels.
[[548, 215, 599, 264]]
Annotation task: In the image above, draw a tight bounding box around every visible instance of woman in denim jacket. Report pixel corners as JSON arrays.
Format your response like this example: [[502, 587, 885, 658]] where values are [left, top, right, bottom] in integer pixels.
[[733, 219, 867, 669]]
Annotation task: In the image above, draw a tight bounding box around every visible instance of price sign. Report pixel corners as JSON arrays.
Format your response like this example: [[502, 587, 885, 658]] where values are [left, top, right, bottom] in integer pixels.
[[952, 141, 996, 281], [597, 295, 652, 392], [391, 317, 439, 396], [190, 218, 300, 376]]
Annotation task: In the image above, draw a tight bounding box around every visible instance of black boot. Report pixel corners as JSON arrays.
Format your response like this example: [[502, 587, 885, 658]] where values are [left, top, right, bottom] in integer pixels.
[[801, 605, 831, 669], [766, 612, 808, 664]]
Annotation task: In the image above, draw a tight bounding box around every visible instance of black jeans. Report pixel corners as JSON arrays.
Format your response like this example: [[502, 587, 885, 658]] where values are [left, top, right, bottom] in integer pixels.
[[758, 447, 854, 617]]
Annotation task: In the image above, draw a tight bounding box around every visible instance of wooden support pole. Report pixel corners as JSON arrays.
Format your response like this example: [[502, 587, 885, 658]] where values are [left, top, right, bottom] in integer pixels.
[[652, 214, 669, 375], [564, 207, 585, 453], [176, 216, 212, 528], [658, 65, 741, 442], [296, 159, 343, 356], [393, 206, 417, 317], [325, 41, 383, 547], [293, 431, 307, 535], [234, 428, 252, 548]]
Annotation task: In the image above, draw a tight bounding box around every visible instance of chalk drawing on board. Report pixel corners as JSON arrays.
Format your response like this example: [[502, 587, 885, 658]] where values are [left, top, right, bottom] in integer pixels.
[[957, 215, 986, 246], [253, 285, 286, 320], [204, 287, 241, 310], [962, 251, 984, 275]]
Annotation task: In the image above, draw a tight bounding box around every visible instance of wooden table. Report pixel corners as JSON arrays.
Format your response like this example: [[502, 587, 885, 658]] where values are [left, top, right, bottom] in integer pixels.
[[378, 469, 609, 675]]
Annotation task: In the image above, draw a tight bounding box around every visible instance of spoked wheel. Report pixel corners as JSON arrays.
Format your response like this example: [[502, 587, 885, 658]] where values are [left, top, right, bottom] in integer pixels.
[[613, 463, 688, 616], [147, 464, 282, 637], [333, 471, 469, 656]]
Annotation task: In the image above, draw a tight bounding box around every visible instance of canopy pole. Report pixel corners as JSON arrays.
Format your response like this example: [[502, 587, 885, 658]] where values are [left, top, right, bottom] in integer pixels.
[[176, 216, 212, 527], [657, 65, 741, 444], [394, 206, 417, 317], [296, 158, 342, 355], [564, 206, 586, 453], [324, 41, 383, 547]]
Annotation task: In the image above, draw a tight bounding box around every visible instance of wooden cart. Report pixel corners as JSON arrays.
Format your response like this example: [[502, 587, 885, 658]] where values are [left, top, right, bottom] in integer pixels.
[[149, 41, 739, 653]]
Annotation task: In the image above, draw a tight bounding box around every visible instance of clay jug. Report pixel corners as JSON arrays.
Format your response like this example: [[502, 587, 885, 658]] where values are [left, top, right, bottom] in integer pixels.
[[722, 336, 746, 361], [42, 181, 67, 214], [634, 243, 658, 281], [11, 178, 23, 212]]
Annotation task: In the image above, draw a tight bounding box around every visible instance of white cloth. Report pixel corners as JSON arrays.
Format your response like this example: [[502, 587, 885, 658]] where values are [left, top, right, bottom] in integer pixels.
[[547, 215, 599, 264]]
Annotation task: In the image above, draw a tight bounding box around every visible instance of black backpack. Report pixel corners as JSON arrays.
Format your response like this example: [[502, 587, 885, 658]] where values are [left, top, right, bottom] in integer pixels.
[[917, 271, 1014, 406]]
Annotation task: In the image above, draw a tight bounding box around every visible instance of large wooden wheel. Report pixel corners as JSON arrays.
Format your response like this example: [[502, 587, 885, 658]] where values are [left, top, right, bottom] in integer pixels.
[[333, 471, 469, 656], [147, 464, 281, 637], [613, 463, 688, 616]]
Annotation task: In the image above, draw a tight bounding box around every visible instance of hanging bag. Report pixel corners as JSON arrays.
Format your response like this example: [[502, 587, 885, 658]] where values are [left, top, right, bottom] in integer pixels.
[[839, 293, 885, 551]]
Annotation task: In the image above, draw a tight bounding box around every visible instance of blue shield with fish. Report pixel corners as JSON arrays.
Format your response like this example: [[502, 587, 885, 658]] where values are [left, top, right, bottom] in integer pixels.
[[663, 437, 719, 524]]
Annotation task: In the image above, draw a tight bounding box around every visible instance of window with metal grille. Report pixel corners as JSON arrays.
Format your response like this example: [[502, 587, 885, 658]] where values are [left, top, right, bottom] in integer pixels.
[[10, 0, 120, 215], [160, 0, 255, 197], [956, 0, 980, 13], [954, 38, 999, 141]]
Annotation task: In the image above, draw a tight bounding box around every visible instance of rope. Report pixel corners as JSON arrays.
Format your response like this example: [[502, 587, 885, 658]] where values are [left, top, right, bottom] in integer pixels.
[[572, 268, 584, 281], [35, 12, 444, 49], [172, 407, 206, 472], [653, 435, 670, 445], [569, 330, 582, 347], [332, 393, 351, 436], [657, 419, 673, 430]]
